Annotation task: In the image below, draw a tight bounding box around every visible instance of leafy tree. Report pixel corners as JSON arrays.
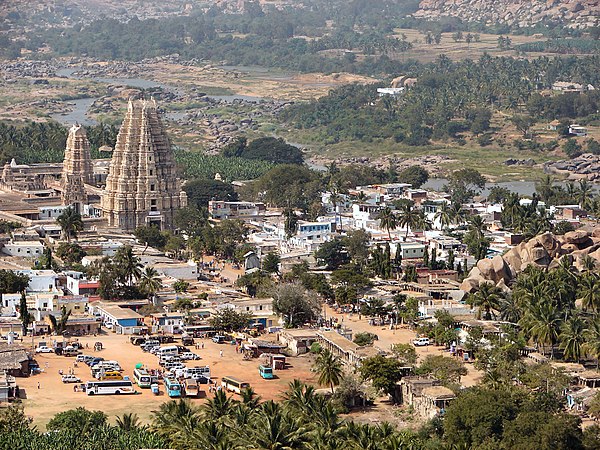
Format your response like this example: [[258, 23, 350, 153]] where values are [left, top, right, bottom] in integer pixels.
[[134, 225, 167, 253], [315, 239, 349, 270], [353, 332, 378, 346], [183, 178, 238, 209], [223, 136, 304, 165], [396, 166, 429, 188], [55, 242, 86, 265], [209, 308, 253, 332], [46, 407, 107, 434], [563, 138, 583, 158], [272, 283, 321, 327], [359, 355, 404, 402], [446, 168, 486, 204], [390, 343, 417, 366], [417, 355, 467, 383], [18, 291, 31, 336], [0, 405, 32, 433], [173, 280, 190, 293]]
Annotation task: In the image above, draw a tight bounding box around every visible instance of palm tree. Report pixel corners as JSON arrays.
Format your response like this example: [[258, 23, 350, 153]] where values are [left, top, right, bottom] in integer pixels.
[[434, 202, 453, 230], [151, 399, 202, 445], [203, 389, 235, 422], [450, 202, 467, 225], [467, 214, 487, 240], [560, 316, 586, 362], [250, 401, 307, 450], [469, 282, 502, 320], [499, 293, 521, 323], [524, 302, 561, 358], [377, 207, 397, 241], [581, 255, 598, 273], [56, 207, 83, 243], [397, 202, 421, 239], [138, 267, 162, 299], [584, 317, 600, 369], [115, 412, 141, 431], [314, 349, 343, 394], [115, 246, 143, 286], [578, 179, 594, 209], [283, 380, 317, 415], [578, 274, 600, 313]]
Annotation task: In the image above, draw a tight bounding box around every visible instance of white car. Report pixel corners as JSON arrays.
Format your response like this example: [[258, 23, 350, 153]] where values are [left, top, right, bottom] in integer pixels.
[[35, 346, 54, 353], [180, 352, 201, 361], [61, 374, 81, 383], [412, 337, 430, 347]]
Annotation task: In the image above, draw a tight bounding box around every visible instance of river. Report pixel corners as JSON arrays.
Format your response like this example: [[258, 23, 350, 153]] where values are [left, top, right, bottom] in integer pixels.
[[423, 178, 579, 197], [52, 67, 270, 126]]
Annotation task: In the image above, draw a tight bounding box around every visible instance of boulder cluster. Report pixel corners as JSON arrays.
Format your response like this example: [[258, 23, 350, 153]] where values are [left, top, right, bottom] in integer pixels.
[[414, 0, 599, 29], [545, 154, 600, 181], [460, 229, 600, 292]]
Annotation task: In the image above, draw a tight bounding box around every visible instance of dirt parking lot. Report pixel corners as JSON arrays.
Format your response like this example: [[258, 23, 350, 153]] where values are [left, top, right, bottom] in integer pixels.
[[19, 333, 317, 429]]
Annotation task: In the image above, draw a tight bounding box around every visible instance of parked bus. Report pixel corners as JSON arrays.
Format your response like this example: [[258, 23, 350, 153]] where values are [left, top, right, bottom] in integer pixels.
[[164, 376, 182, 398], [221, 376, 250, 394], [133, 368, 153, 388], [259, 365, 274, 379], [184, 379, 200, 398], [85, 380, 136, 396]]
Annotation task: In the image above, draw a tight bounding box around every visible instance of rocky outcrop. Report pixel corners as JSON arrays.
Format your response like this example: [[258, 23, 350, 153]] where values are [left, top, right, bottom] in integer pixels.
[[415, 1, 600, 29], [460, 230, 600, 292], [545, 154, 600, 181]]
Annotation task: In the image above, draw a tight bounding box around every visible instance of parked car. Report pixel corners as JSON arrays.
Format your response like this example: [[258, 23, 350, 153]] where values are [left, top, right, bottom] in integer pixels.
[[35, 346, 53, 353], [180, 352, 201, 361], [412, 337, 430, 346], [212, 335, 226, 344], [61, 374, 81, 383]]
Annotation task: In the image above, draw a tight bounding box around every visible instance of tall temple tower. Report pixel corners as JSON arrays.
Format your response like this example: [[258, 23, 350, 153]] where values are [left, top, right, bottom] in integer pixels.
[[61, 124, 93, 211], [102, 99, 187, 230]]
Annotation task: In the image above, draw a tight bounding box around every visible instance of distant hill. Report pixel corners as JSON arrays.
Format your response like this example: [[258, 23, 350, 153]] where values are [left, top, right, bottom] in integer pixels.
[[414, 0, 599, 29]]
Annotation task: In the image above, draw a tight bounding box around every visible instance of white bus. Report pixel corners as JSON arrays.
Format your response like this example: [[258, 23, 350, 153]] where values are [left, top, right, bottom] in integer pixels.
[[133, 368, 155, 388], [85, 380, 136, 396], [221, 376, 250, 394]]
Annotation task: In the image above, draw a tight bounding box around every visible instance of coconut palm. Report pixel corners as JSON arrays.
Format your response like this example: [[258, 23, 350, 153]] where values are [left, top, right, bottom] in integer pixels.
[[584, 317, 600, 369], [524, 302, 561, 358], [499, 293, 521, 323], [138, 267, 162, 298], [115, 413, 141, 431], [203, 389, 235, 422], [114, 246, 143, 286], [314, 349, 343, 394], [434, 202, 453, 230], [56, 207, 83, 243], [560, 315, 586, 362], [469, 282, 502, 320], [467, 214, 487, 240], [578, 273, 600, 313], [283, 379, 317, 415], [578, 179, 594, 209], [377, 207, 397, 241], [397, 202, 421, 239], [151, 399, 202, 444], [581, 255, 598, 273], [450, 202, 467, 225], [250, 401, 307, 450]]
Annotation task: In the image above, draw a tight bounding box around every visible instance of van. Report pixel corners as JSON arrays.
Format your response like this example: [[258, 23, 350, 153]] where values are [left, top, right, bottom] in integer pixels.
[[412, 337, 430, 346], [155, 345, 179, 358], [96, 371, 123, 380], [159, 356, 181, 367]]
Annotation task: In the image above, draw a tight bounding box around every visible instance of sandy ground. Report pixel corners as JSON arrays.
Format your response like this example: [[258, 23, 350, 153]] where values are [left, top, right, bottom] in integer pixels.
[[324, 305, 483, 387], [20, 332, 316, 429]]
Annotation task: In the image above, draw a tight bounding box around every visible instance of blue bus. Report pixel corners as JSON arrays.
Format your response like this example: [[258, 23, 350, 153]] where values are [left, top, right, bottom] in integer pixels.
[[259, 365, 274, 379], [164, 376, 182, 398]]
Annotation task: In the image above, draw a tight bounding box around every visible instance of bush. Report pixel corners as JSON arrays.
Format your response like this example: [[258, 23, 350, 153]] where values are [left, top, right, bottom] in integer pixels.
[[353, 332, 378, 346], [310, 342, 322, 353]]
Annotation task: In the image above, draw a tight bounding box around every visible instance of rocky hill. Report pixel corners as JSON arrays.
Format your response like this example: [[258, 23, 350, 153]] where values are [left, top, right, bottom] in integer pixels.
[[414, 0, 599, 29], [461, 229, 600, 293]]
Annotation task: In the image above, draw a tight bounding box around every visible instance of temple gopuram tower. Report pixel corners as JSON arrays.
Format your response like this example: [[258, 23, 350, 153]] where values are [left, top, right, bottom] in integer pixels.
[[102, 99, 187, 230], [61, 124, 93, 211]]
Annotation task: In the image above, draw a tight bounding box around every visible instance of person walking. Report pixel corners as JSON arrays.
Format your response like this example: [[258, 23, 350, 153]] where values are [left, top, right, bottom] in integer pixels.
[[37, 382, 40, 389], [219, 350, 223, 357]]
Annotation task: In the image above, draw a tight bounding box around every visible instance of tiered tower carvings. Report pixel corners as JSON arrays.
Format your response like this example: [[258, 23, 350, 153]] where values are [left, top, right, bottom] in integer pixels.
[[102, 99, 187, 230], [61, 124, 93, 211]]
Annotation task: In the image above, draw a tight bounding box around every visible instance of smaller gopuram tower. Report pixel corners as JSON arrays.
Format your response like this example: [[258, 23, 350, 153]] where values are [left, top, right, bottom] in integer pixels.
[[61, 124, 93, 212]]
